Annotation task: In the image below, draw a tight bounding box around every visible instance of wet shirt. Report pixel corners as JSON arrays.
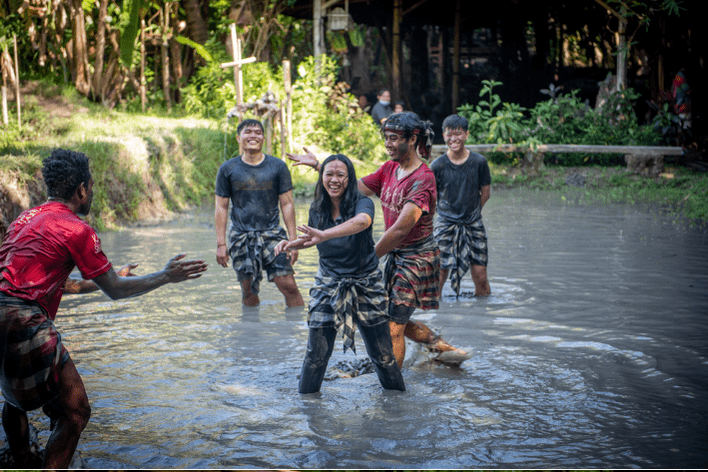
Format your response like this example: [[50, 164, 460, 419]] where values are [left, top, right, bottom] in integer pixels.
[[310, 196, 379, 278], [215, 154, 293, 232], [361, 160, 436, 247], [430, 152, 491, 224], [0, 202, 112, 319]]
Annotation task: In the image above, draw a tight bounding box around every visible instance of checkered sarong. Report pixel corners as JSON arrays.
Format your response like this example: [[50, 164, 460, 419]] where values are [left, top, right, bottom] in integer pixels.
[[434, 217, 488, 296], [307, 268, 388, 354], [228, 225, 290, 296], [0, 293, 69, 411], [383, 236, 440, 310]]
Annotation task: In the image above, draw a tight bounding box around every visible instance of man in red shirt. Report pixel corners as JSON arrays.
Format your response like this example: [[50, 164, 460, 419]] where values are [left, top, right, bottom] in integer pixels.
[[0, 149, 207, 469], [358, 112, 466, 367]]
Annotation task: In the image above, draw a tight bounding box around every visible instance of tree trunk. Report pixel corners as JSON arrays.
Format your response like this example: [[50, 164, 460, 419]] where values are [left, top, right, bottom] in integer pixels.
[[161, 5, 172, 111], [92, 0, 109, 103], [71, 0, 90, 95], [182, 0, 209, 45]]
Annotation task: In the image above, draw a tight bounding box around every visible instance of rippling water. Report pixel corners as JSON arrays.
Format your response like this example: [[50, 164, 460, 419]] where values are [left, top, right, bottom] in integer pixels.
[[23, 189, 708, 468]]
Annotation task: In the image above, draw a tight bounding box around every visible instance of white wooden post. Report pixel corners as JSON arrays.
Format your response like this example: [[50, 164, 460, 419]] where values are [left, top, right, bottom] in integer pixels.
[[222, 24, 256, 106]]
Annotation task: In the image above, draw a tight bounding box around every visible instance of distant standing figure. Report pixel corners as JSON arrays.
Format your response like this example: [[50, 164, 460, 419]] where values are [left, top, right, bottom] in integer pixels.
[[358, 94, 371, 114], [431, 114, 491, 297], [0, 149, 207, 469], [276, 154, 405, 394], [370, 89, 393, 126], [215, 119, 304, 306]]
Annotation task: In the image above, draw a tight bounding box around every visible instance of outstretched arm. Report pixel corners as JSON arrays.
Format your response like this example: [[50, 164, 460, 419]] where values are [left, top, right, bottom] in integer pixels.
[[275, 213, 372, 254], [63, 263, 139, 294], [374, 202, 422, 258], [92, 254, 207, 300]]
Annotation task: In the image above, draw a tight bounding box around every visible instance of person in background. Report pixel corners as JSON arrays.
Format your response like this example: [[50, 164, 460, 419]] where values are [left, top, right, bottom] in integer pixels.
[[394, 101, 405, 114], [358, 94, 371, 114], [0, 149, 207, 469], [276, 154, 405, 394], [370, 89, 393, 126], [431, 114, 491, 297]]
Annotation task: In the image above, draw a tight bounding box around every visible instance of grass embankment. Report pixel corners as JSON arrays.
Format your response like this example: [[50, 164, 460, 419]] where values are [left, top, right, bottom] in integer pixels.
[[1, 81, 706, 235]]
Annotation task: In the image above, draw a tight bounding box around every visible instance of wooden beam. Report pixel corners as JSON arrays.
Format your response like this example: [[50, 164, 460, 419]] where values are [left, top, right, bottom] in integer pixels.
[[392, 0, 402, 100], [403, 0, 431, 16], [452, 0, 461, 112]]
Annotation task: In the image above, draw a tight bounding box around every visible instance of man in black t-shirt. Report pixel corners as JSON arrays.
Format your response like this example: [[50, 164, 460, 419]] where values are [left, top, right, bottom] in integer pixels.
[[431, 114, 492, 297], [215, 119, 303, 306]]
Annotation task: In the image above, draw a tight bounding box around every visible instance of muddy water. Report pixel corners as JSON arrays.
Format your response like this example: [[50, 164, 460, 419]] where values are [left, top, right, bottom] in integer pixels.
[[45, 190, 708, 468]]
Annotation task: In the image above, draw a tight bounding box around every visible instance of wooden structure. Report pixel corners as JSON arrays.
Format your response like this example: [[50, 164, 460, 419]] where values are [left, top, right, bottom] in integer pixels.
[[283, 0, 703, 130], [430, 144, 685, 177], [285, 0, 471, 111]]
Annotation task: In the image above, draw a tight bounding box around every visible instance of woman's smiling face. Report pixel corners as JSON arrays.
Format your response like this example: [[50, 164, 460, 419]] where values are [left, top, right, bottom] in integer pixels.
[[322, 159, 348, 201]]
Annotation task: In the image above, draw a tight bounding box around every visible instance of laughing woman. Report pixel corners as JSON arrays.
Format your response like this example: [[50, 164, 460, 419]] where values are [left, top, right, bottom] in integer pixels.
[[275, 154, 405, 394]]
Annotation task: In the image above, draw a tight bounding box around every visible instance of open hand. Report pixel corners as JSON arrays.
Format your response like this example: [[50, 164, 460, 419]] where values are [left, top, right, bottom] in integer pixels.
[[163, 253, 208, 282], [285, 147, 318, 169]]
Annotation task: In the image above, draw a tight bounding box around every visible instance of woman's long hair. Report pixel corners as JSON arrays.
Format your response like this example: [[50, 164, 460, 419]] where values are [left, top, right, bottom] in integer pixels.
[[310, 154, 360, 227]]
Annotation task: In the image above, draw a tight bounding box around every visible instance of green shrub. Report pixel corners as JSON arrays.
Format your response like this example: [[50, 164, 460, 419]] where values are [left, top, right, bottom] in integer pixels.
[[458, 81, 663, 167]]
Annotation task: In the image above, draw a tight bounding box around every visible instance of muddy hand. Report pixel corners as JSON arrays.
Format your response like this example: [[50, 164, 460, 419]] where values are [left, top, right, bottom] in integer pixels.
[[116, 263, 139, 277], [286, 147, 318, 169], [216, 245, 230, 268], [164, 253, 208, 282]]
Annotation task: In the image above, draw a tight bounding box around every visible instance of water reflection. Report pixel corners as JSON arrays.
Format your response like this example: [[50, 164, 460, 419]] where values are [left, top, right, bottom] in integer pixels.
[[30, 189, 708, 468]]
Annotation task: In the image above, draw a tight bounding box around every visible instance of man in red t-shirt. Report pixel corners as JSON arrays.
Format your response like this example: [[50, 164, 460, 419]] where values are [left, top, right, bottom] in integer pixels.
[[0, 149, 207, 469], [358, 112, 466, 367]]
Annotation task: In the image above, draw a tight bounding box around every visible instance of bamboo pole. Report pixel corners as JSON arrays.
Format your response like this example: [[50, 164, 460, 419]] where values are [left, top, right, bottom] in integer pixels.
[[2, 85, 8, 126], [13, 34, 20, 130], [452, 0, 461, 112], [140, 17, 146, 112], [392, 0, 402, 101], [283, 60, 292, 153]]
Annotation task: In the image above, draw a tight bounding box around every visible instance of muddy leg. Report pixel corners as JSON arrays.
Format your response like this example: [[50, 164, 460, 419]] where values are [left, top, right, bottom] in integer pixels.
[[404, 320, 465, 354], [358, 322, 405, 391], [299, 327, 337, 394]]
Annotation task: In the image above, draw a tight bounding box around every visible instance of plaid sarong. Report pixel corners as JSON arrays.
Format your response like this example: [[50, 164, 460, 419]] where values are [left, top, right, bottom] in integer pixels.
[[434, 217, 488, 296], [307, 268, 388, 354], [228, 225, 292, 296], [0, 293, 69, 411], [383, 236, 440, 310]]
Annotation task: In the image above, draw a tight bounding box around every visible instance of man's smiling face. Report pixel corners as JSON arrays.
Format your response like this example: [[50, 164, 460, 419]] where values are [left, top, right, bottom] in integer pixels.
[[238, 125, 265, 152]]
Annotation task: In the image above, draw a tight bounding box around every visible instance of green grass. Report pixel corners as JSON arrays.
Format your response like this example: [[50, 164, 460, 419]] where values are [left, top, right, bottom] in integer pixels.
[[490, 163, 708, 227]]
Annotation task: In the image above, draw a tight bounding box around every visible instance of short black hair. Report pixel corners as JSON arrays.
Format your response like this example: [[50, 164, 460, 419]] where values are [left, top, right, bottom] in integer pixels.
[[42, 149, 91, 201], [442, 114, 469, 132], [237, 119, 264, 135]]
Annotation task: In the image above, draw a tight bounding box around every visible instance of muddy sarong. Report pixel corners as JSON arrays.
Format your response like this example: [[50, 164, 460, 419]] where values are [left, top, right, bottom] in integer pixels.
[[434, 217, 488, 296], [307, 268, 388, 354], [228, 225, 293, 296], [383, 236, 440, 311], [0, 293, 69, 411]]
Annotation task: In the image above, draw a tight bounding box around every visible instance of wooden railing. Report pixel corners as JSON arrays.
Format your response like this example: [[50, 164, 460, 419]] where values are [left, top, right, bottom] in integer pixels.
[[430, 144, 684, 177]]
